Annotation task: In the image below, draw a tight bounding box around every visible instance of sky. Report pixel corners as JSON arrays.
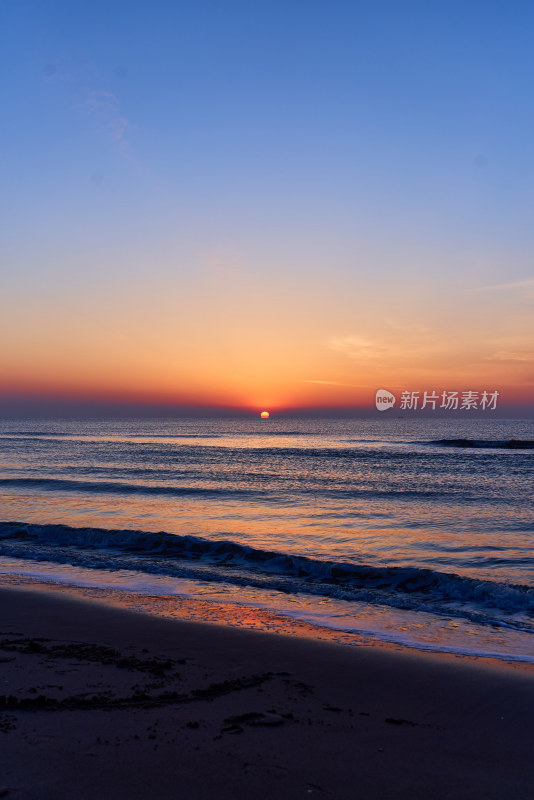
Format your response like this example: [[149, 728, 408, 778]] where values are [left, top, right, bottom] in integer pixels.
[[2, 0, 533, 415]]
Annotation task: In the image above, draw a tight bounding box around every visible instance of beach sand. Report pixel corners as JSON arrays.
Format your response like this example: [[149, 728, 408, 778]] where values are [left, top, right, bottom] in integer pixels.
[[0, 585, 533, 799]]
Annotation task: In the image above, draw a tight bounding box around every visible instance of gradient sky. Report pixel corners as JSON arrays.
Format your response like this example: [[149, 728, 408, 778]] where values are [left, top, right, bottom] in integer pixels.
[[2, 1, 533, 413]]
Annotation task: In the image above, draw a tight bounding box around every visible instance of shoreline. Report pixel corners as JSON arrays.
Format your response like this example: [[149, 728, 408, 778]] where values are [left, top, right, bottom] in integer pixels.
[[1, 571, 534, 674], [2, 517, 533, 668], [0, 581, 534, 798]]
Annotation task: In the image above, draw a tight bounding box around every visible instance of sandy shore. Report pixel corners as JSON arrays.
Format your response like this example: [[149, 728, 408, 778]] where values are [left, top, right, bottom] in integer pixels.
[[0, 585, 533, 799]]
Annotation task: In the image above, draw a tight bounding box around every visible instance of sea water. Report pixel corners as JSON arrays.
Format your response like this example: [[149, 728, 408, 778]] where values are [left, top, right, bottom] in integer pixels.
[[0, 417, 533, 661]]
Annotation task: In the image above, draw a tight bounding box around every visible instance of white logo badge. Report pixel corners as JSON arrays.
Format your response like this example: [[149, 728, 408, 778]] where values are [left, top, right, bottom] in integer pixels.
[[375, 389, 396, 411]]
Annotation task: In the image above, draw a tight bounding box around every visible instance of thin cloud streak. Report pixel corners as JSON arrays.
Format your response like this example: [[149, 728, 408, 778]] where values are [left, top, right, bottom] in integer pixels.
[[484, 350, 534, 363], [85, 89, 133, 150], [298, 380, 362, 387], [472, 278, 534, 292]]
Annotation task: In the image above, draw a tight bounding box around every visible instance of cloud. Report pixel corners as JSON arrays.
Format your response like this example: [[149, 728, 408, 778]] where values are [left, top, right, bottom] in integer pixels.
[[85, 90, 133, 150], [298, 379, 359, 387], [485, 349, 534, 363], [472, 278, 534, 293], [85, 90, 118, 113], [329, 336, 389, 361], [106, 115, 130, 142], [300, 379, 342, 385], [328, 329, 448, 368]]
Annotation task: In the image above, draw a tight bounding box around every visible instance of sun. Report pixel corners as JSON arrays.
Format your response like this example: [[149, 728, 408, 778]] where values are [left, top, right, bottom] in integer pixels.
[[260, 411, 270, 419]]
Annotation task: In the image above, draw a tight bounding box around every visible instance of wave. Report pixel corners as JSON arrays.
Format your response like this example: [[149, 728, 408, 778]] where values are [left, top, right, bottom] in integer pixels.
[[0, 430, 308, 439], [0, 476, 478, 503], [430, 439, 534, 449], [0, 478, 258, 498], [0, 431, 74, 437], [0, 434, 223, 443], [0, 521, 533, 631]]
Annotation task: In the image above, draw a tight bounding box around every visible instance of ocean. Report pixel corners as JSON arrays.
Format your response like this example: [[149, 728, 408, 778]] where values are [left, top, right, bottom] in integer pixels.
[[0, 416, 533, 662]]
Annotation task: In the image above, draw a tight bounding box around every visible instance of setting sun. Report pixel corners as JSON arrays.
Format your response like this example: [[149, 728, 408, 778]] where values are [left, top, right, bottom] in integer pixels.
[[260, 411, 270, 419]]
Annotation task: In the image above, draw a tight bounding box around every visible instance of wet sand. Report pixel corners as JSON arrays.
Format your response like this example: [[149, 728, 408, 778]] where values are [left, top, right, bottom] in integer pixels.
[[0, 584, 533, 799]]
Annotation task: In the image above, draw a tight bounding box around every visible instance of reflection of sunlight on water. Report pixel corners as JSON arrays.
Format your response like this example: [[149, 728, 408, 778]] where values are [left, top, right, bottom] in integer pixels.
[[1, 488, 532, 584], [1, 417, 533, 666], [0, 556, 533, 665]]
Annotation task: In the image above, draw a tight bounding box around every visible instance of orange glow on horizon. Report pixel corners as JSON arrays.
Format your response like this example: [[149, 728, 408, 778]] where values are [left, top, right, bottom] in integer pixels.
[[1, 266, 532, 413], [0, 378, 532, 415]]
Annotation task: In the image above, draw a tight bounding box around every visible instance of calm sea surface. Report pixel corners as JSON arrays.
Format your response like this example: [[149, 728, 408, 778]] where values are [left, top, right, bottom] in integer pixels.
[[0, 417, 533, 661]]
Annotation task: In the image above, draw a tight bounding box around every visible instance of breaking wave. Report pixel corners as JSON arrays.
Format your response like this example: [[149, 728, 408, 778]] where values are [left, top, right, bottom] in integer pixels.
[[0, 521, 533, 633]]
